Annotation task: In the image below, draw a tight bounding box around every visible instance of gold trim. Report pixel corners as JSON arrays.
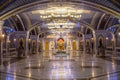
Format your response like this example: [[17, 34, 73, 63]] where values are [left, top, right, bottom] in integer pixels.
[[0, 0, 12, 10]]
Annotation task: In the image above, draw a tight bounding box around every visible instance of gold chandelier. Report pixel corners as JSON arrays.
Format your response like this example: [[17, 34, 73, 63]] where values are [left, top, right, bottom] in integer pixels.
[[32, 7, 90, 19], [32, 6, 90, 29]]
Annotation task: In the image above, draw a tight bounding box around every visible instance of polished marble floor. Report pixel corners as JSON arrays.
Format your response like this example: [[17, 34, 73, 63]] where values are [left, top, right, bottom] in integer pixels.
[[0, 51, 120, 80]]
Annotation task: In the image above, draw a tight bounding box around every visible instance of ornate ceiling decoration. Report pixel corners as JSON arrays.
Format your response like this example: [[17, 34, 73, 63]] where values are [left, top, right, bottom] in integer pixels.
[[1, 0, 120, 35]]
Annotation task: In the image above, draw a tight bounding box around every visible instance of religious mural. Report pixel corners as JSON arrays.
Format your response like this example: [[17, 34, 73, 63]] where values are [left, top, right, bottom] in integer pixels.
[[98, 35, 104, 48], [86, 39, 90, 53], [17, 37, 24, 58], [32, 40, 36, 54]]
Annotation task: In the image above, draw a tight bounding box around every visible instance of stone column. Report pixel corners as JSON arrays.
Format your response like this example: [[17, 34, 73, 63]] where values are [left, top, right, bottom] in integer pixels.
[[0, 20, 4, 66], [112, 33, 116, 56], [77, 37, 79, 51], [25, 31, 29, 57], [78, 37, 79, 51], [37, 35, 39, 53], [66, 36, 68, 53], [93, 31, 97, 55], [83, 35, 86, 53], [42, 38, 45, 51], [6, 36, 9, 57], [90, 38, 93, 54]]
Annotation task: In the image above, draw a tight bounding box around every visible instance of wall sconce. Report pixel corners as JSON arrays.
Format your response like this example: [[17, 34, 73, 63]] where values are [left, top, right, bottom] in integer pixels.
[[118, 32, 120, 36], [91, 38, 93, 40], [28, 38, 31, 42], [2, 34, 4, 38], [7, 40, 10, 43], [14, 38, 16, 42], [106, 37, 108, 40], [0, 34, 5, 42]]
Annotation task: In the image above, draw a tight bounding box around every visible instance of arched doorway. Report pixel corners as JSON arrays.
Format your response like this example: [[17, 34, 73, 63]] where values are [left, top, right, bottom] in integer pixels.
[[18, 37, 24, 48], [98, 35, 104, 48]]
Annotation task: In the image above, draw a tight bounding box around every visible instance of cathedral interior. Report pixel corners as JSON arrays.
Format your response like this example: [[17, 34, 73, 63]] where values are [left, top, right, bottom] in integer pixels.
[[0, 0, 120, 80]]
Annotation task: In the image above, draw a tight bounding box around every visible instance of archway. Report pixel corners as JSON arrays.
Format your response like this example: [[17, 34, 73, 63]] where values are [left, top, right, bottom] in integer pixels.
[[98, 35, 104, 48], [18, 37, 24, 48], [86, 39, 90, 53]]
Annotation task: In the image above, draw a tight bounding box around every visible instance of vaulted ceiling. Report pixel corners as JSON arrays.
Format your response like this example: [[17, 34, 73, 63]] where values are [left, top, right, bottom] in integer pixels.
[[1, 0, 120, 36]]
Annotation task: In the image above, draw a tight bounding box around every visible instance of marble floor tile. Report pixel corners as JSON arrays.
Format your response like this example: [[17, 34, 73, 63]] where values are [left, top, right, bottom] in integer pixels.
[[0, 51, 120, 80]]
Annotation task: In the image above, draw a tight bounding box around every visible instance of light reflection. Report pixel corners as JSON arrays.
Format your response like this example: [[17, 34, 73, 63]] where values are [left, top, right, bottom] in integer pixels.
[[112, 59, 115, 71], [28, 62, 31, 67], [51, 62, 72, 79], [28, 72, 31, 78], [81, 59, 85, 71], [119, 32, 120, 36], [92, 61, 95, 77], [5, 69, 17, 80], [107, 72, 110, 80], [13, 71, 16, 80], [27, 62, 32, 78], [38, 63, 41, 67], [92, 70, 95, 78]]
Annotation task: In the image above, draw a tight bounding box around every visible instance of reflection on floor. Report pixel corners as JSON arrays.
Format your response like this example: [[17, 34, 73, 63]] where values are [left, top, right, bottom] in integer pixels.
[[0, 51, 120, 80]]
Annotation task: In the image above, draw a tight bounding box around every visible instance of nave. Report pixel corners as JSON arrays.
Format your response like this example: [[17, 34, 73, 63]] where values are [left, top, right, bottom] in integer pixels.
[[0, 51, 120, 80]]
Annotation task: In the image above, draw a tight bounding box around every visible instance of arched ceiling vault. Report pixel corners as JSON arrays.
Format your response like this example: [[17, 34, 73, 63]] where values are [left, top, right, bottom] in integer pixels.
[[1, 0, 120, 35], [0, 0, 120, 20]]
